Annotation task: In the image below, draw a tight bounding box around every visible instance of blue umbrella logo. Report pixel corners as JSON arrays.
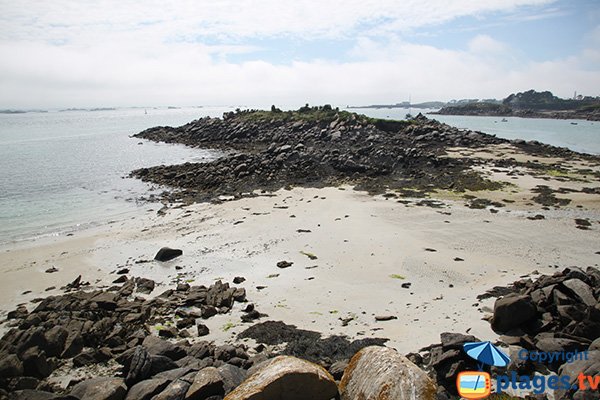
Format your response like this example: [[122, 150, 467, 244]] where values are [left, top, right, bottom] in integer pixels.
[[463, 341, 511, 370]]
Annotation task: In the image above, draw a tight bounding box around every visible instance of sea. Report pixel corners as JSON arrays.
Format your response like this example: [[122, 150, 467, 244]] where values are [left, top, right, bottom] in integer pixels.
[[1, 106, 599, 244]]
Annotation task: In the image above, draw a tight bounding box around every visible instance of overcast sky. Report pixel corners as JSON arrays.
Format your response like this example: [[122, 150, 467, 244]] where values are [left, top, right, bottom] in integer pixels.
[[0, 0, 599, 108]]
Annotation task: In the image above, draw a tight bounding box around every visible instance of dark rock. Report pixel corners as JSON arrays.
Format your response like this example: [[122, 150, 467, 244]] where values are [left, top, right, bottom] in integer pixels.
[[69, 377, 127, 400], [276, 261, 293, 269], [176, 317, 195, 330], [7, 390, 57, 400], [201, 306, 218, 319], [21, 346, 50, 378], [73, 349, 98, 367], [149, 355, 179, 375], [7, 376, 40, 391], [556, 350, 600, 400], [112, 276, 128, 284], [91, 292, 118, 311], [197, 324, 209, 337], [439, 332, 479, 350], [125, 346, 152, 386], [561, 278, 597, 306], [154, 248, 183, 262], [217, 364, 247, 395], [491, 294, 537, 332], [232, 277, 245, 284], [61, 331, 84, 358], [158, 327, 178, 339], [124, 378, 170, 400], [142, 336, 187, 361], [153, 366, 197, 381], [0, 354, 23, 378], [375, 315, 397, 321], [176, 283, 190, 292], [214, 346, 237, 362], [152, 379, 190, 400], [185, 367, 224, 400], [135, 278, 156, 295]]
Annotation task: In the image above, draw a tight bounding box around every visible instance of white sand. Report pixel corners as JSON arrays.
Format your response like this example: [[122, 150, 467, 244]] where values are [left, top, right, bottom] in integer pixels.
[[1, 181, 599, 354]]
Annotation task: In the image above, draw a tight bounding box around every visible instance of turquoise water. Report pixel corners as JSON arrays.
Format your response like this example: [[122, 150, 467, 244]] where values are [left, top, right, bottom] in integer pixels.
[[352, 107, 600, 155], [1, 105, 599, 244], [0, 107, 233, 243]]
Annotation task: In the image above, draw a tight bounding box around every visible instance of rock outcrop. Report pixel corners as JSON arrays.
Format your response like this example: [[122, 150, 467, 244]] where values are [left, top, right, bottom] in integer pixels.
[[224, 355, 338, 400], [339, 346, 437, 400]]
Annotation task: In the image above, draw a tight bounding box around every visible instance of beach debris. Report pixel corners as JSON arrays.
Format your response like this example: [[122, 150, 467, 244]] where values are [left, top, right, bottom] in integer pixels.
[[575, 218, 592, 230], [375, 315, 397, 321], [453, 257, 464, 261], [527, 214, 545, 220], [44, 266, 58, 273], [276, 260, 293, 269], [424, 248, 437, 252], [299, 251, 318, 260], [233, 276, 245, 284], [154, 247, 183, 262], [296, 229, 312, 233], [389, 274, 405, 280]]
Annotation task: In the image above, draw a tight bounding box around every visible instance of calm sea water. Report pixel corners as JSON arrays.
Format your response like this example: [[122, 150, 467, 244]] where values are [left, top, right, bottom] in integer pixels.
[[0, 107, 233, 244], [1, 106, 599, 244]]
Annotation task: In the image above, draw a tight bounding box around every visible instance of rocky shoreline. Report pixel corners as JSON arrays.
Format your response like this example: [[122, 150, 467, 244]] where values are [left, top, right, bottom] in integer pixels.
[[2, 259, 600, 399], [130, 107, 597, 206], [432, 105, 600, 121]]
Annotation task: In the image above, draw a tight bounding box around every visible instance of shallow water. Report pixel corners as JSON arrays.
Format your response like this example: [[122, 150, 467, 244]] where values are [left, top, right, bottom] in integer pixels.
[[0, 107, 233, 243]]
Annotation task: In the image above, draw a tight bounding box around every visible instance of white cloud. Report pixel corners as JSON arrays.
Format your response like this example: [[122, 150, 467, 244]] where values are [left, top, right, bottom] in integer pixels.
[[2, 0, 599, 108], [468, 34, 509, 54]]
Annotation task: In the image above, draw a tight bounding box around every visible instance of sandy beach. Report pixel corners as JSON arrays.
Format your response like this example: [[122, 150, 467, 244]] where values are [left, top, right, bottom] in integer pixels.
[[2, 164, 599, 354]]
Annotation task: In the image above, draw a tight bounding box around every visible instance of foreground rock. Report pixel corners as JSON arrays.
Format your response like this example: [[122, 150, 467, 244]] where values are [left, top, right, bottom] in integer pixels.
[[0, 278, 249, 398], [225, 355, 338, 400], [340, 346, 437, 400]]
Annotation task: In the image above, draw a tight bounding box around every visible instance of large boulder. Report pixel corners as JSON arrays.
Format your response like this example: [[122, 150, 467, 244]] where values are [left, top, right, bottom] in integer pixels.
[[339, 346, 436, 400], [224, 355, 338, 400], [491, 294, 537, 332], [69, 377, 127, 400], [154, 247, 183, 262]]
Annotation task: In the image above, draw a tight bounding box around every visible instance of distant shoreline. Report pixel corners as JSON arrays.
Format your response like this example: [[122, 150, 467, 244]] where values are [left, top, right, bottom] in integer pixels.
[[431, 107, 600, 121]]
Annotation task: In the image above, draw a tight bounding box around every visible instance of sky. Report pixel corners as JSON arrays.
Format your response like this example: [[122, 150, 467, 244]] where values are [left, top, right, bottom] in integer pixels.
[[0, 0, 599, 108]]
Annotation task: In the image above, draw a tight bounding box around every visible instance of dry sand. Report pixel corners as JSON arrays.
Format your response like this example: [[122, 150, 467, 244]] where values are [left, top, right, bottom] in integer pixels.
[[2, 169, 599, 353]]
